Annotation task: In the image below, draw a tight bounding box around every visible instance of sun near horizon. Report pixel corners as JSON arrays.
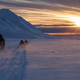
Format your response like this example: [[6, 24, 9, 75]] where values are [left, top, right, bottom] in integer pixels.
[[69, 17, 80, 27]]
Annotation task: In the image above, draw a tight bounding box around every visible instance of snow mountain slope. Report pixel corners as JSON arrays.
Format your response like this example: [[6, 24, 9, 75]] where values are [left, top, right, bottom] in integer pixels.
[[0, 9, 55, 39]]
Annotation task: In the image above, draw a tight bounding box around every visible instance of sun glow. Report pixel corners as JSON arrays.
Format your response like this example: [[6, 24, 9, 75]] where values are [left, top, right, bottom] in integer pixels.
[[70, 17, 80, 27]]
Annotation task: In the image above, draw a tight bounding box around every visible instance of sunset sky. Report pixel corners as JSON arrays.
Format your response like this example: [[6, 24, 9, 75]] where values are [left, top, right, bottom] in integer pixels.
[[0, 0, 80, 34]]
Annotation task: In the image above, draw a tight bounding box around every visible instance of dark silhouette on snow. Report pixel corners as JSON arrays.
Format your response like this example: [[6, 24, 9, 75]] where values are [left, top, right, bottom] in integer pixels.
[[18, 40, 28, 49], [0, 34, 5, 51], [19, 40, 24, 45], [24, 40, 28, 45], [19, 40, 25, 48]]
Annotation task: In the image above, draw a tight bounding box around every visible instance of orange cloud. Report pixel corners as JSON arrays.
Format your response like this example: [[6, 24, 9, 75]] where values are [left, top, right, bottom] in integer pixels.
[[0, 0, 80, 27]]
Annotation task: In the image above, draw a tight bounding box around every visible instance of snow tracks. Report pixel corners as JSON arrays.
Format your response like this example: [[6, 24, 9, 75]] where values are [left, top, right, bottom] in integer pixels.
[[0, 49, 27, 80]]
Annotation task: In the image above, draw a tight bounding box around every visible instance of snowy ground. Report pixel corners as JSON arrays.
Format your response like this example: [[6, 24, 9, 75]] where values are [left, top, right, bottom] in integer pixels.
[[0, 39, 80, 80]]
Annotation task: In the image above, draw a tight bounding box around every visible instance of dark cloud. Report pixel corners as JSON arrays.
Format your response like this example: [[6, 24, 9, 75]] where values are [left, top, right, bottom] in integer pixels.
[[40, 0, 80, 8], [24, 0, 80, 10], [38, 27, 80, 33], [0, 0, 80, 12], [0, 1, 53, 9], [0, 1, 57, 11], [35, 24, 74, 27]]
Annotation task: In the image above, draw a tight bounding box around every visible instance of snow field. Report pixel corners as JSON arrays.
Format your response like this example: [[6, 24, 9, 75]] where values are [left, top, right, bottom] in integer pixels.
[[0, 38, 80, 80], [0, 39, 27, 80], [26, 39, 80, 80]]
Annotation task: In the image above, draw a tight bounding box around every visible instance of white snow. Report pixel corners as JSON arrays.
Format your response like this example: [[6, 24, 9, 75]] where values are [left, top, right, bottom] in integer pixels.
[[0, 39, 80, 80], [26, 39, 80, 80]]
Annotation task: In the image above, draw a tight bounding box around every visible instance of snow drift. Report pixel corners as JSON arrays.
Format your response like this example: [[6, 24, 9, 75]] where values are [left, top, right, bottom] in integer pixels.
[[0, 9, 56, 39]]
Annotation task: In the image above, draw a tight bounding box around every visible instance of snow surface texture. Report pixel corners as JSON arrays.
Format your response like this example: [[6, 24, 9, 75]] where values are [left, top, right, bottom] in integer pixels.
[[26, 39, 80, 80], [0, 9, 56, 39], [0, 39, 80, 80], [0, 39, 27, 80]]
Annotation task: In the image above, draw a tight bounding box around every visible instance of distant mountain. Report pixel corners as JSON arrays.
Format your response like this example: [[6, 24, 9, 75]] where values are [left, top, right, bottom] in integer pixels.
[[0, 9, 57, 39]]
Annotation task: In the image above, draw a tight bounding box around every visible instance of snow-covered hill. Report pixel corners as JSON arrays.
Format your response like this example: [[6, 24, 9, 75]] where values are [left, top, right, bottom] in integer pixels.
[[0, 9, 56, 39]]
